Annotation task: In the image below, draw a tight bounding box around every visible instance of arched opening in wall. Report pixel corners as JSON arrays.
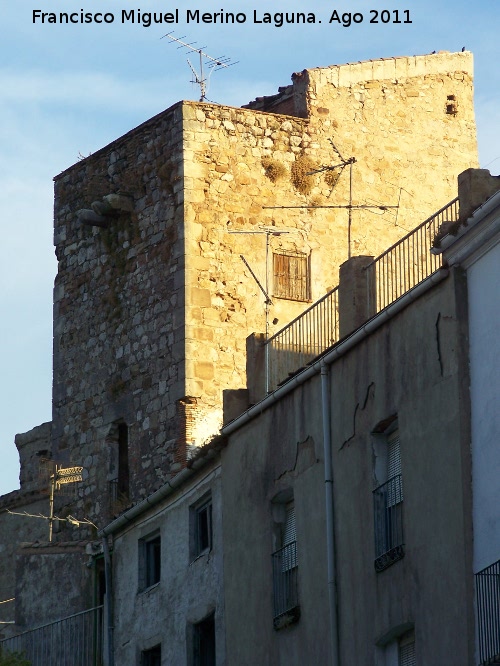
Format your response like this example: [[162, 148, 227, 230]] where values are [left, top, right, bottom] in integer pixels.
[[107, 421, 130, 514]]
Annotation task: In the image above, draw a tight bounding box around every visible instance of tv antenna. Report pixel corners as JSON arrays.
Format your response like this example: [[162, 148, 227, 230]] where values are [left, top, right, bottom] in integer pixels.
[[38, 459, 85, 540], [228, 224, 299, 393], [162, 32, 238, 102], [264, 141, 399, 259]]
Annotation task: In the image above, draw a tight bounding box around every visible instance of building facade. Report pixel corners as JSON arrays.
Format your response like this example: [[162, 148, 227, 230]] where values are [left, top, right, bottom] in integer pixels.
[[50, 50, 477, 532], [220, 259, 474, 665], [0, 51, 485, 659], [101, 449, 225, 665], [438, 175, 500, 665]]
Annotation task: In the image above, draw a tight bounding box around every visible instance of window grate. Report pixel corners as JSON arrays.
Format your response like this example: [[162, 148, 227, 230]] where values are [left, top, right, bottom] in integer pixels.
[[373, 475, 404, 571], [272, 541, 299, 622], [273, 252, 310, 302], [475, 558, 500, 664]]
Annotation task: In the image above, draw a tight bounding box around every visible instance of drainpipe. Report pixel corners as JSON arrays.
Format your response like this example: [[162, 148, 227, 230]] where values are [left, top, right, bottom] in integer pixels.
[[102, 536, 114, 666], [321, 361, 340, 666]]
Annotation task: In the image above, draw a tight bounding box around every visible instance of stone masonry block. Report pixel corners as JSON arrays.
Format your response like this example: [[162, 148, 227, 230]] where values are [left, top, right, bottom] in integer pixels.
[[194, 362, 214, 381], [190, 288, 212, 308]]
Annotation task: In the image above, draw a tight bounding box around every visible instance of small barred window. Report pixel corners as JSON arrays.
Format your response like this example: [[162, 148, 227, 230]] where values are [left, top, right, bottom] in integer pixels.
[[273, 252, 311, 302]]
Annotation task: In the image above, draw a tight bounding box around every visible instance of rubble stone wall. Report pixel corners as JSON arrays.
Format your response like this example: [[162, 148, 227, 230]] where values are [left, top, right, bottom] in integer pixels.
[[52, 103, 186, 520], [182, 51, 477, 441], [0, 423, 53, 629], [49, 52, 477, 525]]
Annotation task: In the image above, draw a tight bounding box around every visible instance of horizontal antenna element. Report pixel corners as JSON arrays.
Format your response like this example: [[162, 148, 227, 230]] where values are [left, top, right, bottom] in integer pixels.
[[162, 32, 238, 101]]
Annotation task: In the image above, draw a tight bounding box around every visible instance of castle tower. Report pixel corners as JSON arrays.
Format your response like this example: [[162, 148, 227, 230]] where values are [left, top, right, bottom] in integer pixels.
[[51, 51, 477, 524]]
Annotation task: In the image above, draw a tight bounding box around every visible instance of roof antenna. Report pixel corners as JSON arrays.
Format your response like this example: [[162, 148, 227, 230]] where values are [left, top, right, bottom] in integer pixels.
[[264, 141, 399, 259], [162, 32, 238, 102]]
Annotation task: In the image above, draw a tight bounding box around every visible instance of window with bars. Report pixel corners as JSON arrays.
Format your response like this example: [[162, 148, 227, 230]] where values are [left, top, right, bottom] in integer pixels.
[[373, 419, 404, 571], [273, 251, 311, 302], [272, 500, 299, 627]]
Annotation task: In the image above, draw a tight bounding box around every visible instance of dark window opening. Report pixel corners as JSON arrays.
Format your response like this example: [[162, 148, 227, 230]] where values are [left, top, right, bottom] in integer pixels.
[[141, 644, 161, 666], [191, 495, 213, 560], [193, 614, 215, 666], [196, 501, 212, 555], [139, 533, 161, 590], [108, 421, 130, 514], [117, 422, 130, 500], [446, 94, 458, 115]]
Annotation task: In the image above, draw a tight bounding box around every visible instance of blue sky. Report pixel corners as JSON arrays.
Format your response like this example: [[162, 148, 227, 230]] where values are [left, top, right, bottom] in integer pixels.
[[1, 0, 499, 495]]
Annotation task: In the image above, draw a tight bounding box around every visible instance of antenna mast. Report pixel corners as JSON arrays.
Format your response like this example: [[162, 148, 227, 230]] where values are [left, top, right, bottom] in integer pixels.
[[228, 225, 298, 393], [264, 141, 399, 259], [162, 32, 238, 102]]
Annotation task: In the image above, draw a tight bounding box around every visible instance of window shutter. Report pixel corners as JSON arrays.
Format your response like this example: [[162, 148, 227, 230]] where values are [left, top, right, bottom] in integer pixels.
[[283, 504, 296, 546], [282, 504, 297, 570], [386, 429, 403, 505], [273, 252, 310, 301], [387, 430, 401, 480], [399, 640, 416, 666]]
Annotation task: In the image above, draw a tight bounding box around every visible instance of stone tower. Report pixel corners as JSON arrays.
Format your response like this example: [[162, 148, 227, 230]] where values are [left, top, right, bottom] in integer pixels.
[[50, 51, 477, 525]]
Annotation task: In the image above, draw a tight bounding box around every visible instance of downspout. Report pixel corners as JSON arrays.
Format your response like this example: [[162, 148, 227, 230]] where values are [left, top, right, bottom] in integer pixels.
[[102, 536, 114, 666], [321, 361, 340, 666]]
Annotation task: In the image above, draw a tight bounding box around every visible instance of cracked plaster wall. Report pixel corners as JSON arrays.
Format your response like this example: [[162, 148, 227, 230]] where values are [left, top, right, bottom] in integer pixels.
[[221, 267, 473, 664]]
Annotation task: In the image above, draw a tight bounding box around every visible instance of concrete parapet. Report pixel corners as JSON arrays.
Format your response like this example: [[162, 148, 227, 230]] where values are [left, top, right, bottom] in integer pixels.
[[339, 256, 375, 338], [246, 333, 266, 405], [458, 168, 500, 222]]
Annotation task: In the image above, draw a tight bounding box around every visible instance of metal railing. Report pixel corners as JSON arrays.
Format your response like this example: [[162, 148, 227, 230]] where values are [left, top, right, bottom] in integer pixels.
[[266, 287, 339, 391], [272, 541, 299, 624], [365, 198, 459, 313], [263, 198, 458, 391], [0, 605, 104, 666], [476, 559, 500, 665], [373, 475, 404, 572]]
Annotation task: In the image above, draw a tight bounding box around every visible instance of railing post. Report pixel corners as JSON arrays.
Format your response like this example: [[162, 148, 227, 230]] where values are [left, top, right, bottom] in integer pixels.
[[338, 256, 375, 339], [246, 333, 266, 403]]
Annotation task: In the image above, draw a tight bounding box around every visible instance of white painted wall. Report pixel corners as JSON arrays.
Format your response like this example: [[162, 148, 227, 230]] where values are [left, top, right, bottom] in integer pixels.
[[111, 463, 225, 665], [468, 237, 500, 572]]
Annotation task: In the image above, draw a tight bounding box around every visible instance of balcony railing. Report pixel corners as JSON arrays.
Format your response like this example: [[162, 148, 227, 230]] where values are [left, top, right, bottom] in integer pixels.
[[263, 199, 458, 391], [266, 287, 339, 392], [272, 541, 300, 628], [364, 198, 458, 313], [476, 559, 500, 665], [373, 475, 404, 572], [0, 605, 104, 666]]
